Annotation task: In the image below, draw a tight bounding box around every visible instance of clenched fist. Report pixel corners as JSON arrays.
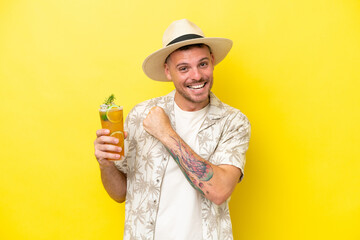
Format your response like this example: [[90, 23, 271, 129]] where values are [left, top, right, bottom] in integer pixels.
[[143, 106, 175, 141]]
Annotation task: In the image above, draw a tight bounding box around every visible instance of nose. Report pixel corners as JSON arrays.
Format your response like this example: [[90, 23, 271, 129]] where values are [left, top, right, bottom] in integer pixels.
[[190, 68, 202, 81]]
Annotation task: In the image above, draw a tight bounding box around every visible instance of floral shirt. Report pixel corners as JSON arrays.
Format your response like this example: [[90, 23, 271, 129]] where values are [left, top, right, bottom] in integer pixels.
[[115, 90, 251, 240]]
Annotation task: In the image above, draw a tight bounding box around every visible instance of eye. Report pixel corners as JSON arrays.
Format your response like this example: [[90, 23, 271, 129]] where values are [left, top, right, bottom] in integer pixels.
[[199, 62, 208, 68], [178, 66, 188, 72]]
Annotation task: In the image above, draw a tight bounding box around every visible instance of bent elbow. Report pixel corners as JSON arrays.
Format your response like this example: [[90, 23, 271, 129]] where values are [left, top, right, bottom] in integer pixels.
[[210, 193, 230, 205], [112, 195, 126, 203]]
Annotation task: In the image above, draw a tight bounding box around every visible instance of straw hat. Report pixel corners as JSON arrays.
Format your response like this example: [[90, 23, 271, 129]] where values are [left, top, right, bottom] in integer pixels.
[[142, 19, 233, 82]]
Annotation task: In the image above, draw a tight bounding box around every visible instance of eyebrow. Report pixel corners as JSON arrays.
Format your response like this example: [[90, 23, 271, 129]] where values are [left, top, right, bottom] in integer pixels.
[[175, 57, 210, 68]]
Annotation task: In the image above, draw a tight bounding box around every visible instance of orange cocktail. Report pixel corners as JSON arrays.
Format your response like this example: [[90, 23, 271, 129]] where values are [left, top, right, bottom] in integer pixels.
[[99, 96, 124, 161]]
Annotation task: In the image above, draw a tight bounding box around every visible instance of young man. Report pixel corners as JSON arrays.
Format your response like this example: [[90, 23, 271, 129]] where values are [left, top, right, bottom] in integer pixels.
[[94, 19, 251, 240]]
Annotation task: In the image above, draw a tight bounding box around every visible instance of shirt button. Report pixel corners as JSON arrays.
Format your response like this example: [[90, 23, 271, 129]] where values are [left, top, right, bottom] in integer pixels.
[[150, 222, 153, 225], [156, 179, 160, 183], [153, 199, 157, 204]]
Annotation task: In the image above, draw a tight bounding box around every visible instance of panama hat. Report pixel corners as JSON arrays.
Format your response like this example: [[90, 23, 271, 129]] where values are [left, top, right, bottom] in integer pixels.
[[142, 19, 233, 82]]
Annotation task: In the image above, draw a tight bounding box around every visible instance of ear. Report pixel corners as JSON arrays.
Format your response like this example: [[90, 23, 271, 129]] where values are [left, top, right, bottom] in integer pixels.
[[164, 63, 172, 81]]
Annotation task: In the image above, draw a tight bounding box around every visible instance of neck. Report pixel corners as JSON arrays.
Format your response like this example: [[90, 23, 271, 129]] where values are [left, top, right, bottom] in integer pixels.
[[174, 92, 210, 112]]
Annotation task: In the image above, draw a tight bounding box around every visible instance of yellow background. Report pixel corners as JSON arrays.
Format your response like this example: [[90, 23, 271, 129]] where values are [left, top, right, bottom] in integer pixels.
[[1, 0, 359, 239]]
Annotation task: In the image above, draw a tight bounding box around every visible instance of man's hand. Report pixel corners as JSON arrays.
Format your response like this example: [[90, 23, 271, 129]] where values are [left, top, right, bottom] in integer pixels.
[[94, 129, 127, 166], [94, 129, 128, 203], [143, 106, 174, 141]]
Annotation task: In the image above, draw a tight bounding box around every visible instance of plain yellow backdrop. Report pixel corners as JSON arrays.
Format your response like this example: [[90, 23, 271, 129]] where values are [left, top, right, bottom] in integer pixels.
[[1, 0, 359, 239]]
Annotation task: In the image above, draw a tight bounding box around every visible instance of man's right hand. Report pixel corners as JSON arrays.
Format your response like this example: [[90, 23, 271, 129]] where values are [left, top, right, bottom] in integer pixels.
[[94, 129, 128, 203], [94, 129, 127, 165]]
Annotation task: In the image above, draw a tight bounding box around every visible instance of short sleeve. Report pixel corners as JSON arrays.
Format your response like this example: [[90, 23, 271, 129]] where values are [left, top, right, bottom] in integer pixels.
[[209, 112, 251, 181]]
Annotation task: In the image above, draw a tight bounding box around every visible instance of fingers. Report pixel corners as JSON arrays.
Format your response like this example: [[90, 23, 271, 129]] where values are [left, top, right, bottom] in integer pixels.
[[94, 141, 122, 161], [97, 129, 128, 139], [97, 143, 122, 153], [95, 129, 123, 161], [143, 106, 172, 141], [150, 106, 165, 113], [96, 135, 119, 145], [95, 128, 120, 145], [96, 128, 110, 137], [95, 148, 121, 161]]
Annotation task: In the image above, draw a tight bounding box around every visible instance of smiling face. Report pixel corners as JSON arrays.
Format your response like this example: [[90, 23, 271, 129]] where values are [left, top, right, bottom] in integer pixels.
[[164, 45, 215, 111]]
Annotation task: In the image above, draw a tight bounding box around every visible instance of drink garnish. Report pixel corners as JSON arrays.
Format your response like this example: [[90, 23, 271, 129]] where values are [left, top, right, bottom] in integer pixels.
[[104, 94, 116, 105], [106, 105, 122, 123], [100, 94, 117, 120], [100, 94, 122, 123]]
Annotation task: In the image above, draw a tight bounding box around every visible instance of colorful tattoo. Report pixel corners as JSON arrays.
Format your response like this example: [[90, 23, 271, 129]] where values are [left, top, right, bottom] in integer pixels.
[[166, 136, 214, 195]]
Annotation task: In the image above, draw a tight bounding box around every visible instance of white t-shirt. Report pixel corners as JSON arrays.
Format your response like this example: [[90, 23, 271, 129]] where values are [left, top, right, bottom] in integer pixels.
[[154, 103, 210, 240]]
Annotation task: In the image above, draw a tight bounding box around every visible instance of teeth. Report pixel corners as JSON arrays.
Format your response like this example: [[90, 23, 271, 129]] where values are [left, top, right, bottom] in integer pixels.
[[188, 83, 206, 89]]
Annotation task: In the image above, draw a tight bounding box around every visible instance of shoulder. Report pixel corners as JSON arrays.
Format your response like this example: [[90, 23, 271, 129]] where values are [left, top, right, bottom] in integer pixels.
[[224, 103, 250, 127], [127, 91, 175, 118], [209, 92, 250, 128]]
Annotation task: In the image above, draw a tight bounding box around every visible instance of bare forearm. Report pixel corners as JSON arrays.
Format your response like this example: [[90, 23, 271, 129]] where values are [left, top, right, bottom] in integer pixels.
[[142, 106, 240, 205], [161, 132, 240, 205], [166, 137, 212, 196], [99, 161, 127, 203]]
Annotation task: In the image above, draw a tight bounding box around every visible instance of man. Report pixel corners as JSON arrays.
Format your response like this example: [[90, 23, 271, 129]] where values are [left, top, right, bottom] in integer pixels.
[[94, 19, 251, 240]]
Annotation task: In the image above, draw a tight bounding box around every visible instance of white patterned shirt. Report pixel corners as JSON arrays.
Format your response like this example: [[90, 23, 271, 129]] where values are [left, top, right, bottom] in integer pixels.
[[115, 90, 251, 240]]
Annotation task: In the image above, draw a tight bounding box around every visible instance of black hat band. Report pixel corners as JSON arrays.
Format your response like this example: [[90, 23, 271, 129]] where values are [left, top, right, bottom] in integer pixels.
[[166, 34, 203, 46]]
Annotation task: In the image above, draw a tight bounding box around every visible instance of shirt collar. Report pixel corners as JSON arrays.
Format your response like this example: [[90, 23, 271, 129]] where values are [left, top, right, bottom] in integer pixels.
[[164, 90, 226, 132]]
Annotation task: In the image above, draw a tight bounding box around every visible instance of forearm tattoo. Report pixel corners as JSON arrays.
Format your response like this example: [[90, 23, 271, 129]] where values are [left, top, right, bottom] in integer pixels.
[[167, 136, 213, 195]]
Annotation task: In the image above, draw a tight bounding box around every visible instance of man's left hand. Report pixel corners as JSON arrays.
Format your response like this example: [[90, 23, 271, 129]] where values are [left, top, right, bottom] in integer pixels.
[[143, 106, 174, 141]]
